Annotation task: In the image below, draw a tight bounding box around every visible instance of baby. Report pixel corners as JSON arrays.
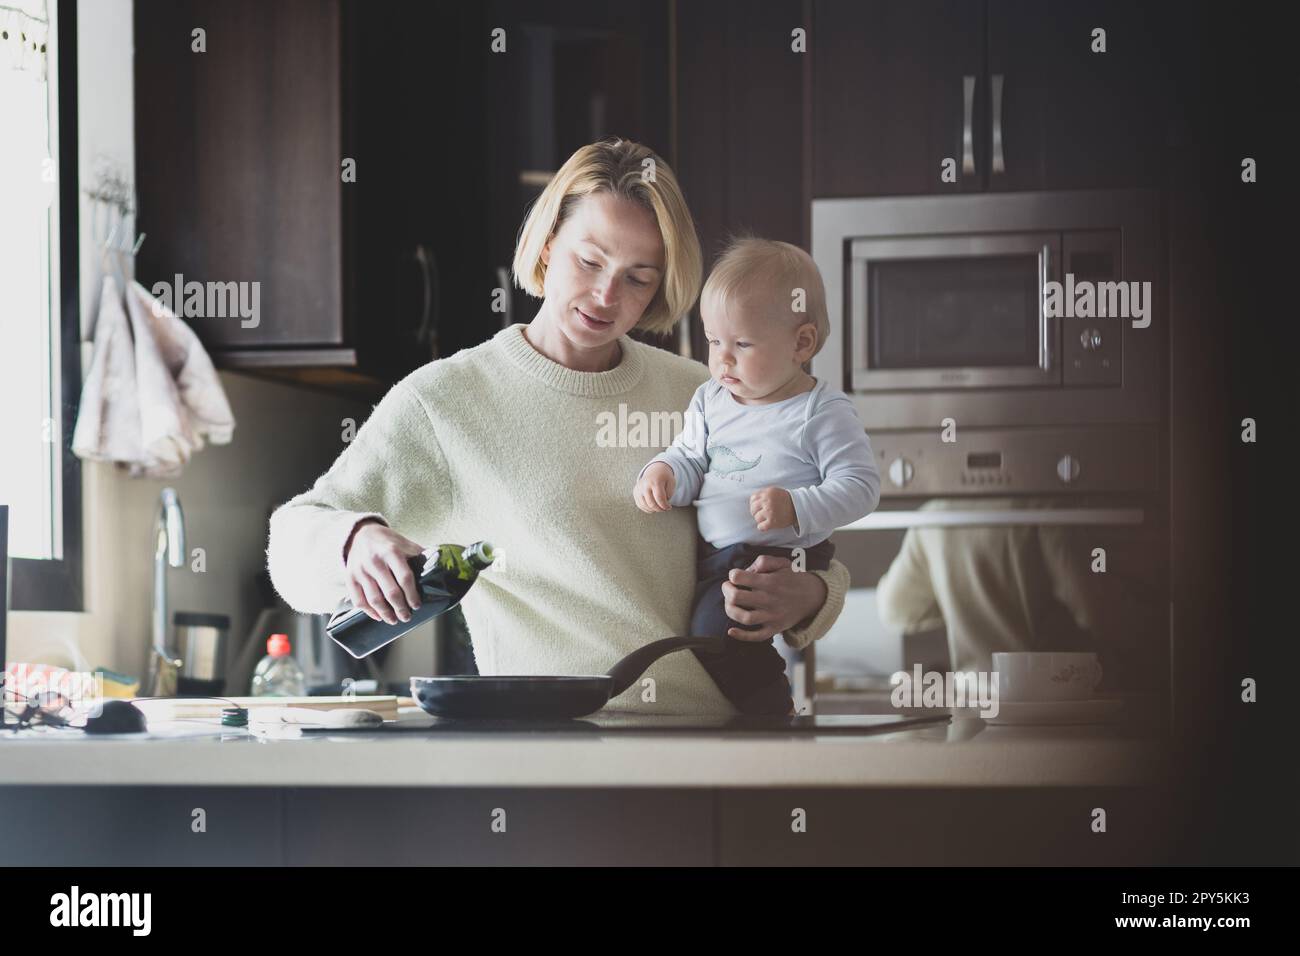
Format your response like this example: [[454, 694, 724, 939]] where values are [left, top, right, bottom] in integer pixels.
[[634, 237, 881, 715]]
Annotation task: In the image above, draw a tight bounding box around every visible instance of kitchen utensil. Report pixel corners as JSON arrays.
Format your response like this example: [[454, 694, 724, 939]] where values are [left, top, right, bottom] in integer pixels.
[[173, 611, 229, 695], [410, 635, 726, 719], [251, 706, 384, 728]]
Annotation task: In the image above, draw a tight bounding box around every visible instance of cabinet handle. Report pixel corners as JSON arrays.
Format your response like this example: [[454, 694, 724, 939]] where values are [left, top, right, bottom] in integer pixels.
[[962, 74, 976, 175], [992, 73, 1006, 174], [1039, 242, 1050, 370], [412, 244, 439, 355]]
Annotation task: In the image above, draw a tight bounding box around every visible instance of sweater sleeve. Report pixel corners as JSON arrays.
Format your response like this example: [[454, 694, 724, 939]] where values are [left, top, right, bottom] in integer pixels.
[[782, 558, 850, 651], [788, 394, 881, 538], [875, 527, 943, 634], [636, 380, 711, 507], [265, 380, 452, 614]]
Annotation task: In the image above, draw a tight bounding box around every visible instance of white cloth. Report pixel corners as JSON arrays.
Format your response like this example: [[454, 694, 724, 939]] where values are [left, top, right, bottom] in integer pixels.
[[73, 276, 235, 477]]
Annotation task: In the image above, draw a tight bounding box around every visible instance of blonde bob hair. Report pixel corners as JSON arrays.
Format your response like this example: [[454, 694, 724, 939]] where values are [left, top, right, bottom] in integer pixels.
[[511, 138, 702, 336]]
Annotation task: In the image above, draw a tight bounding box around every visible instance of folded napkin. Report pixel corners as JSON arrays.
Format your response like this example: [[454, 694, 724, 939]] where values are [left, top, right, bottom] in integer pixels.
[[72, 276, 235, 477]]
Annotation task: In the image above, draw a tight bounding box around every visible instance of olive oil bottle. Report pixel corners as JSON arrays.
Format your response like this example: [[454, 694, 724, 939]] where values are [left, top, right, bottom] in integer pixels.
[[326, 541, 495, 659]]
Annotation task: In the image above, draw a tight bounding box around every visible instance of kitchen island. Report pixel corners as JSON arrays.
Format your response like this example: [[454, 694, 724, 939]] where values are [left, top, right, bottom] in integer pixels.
[[0, 709, 1185, 865]]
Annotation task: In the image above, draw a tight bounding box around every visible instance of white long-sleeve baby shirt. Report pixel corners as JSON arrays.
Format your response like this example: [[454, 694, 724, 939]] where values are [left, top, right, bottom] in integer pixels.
[[641, 377, 881, 549]]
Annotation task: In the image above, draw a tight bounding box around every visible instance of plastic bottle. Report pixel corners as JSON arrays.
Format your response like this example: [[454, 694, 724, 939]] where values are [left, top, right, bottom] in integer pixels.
[[250, 633, 307, 697]]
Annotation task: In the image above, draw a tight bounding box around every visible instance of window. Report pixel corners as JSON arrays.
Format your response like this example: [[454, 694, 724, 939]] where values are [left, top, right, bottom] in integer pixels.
[[0, 0, 82, 611]]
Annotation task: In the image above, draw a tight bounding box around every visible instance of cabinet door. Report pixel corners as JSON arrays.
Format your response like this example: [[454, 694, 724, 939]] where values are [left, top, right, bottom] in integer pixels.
[[987, 0, 1173, 191], [676, 0, 807, 358], [344, 1, 491, 373], [135, 0, 343, 349], [812, 0, 986, 197], [481, 0, 671, 346]]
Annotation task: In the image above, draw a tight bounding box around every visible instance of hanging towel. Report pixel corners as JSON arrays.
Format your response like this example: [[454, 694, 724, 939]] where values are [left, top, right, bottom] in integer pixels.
[[72, 276, 236, 477], [72, 275, 146, 467]]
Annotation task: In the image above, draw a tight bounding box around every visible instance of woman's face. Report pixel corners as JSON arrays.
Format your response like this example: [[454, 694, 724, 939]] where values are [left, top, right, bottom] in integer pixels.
[[540, 192, 666, 349]]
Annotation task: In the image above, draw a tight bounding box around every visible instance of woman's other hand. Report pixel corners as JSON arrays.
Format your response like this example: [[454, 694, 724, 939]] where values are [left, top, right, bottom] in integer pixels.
[[343, 519, 426, 624], [722, 554, 827, 642], [635, 462, 676, 513]]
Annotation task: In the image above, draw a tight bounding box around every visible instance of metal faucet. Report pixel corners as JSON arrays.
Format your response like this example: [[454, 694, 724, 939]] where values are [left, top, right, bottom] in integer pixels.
[[148, 487, 186, 696]]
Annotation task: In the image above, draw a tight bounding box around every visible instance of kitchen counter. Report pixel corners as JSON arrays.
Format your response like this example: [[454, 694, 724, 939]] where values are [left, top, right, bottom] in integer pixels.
[[0, 708, 1167, 788], [0, 706, 1184, 865]]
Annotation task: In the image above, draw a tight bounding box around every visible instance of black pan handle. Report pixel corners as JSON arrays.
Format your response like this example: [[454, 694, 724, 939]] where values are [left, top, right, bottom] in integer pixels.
[[606, 635, 727, 698]]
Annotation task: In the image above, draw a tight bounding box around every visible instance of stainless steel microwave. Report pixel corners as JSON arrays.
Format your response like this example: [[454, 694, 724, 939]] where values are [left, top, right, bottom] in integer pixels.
[[812, 190, 1164, 431]]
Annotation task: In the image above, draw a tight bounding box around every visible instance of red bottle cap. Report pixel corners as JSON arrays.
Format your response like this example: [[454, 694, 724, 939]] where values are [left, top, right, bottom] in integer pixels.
[[267, 634, 291, 657]]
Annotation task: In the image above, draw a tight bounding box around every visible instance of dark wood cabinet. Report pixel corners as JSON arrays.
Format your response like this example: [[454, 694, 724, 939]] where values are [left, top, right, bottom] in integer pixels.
[[135, 0, 346, 353], [986, 0, 1173, 191], [810, 0, 1173, 198], [135, 0, 670, 393], [675, 0, 807, 357], [133, 0, 1181, 393], [812, 0, 986, 197], [135, 0, 496, 396]]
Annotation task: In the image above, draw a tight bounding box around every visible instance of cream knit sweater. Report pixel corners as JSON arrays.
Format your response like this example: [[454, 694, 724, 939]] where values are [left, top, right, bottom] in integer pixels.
[[265, 323, 849, 716]]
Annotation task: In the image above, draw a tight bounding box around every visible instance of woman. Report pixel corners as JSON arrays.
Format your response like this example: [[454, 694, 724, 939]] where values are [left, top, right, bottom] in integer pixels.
[[265, 138, 850, 716]]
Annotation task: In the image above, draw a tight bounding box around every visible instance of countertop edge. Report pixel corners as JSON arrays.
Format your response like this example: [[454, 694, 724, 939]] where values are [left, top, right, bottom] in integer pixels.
[[0, 734, 1168, 788]]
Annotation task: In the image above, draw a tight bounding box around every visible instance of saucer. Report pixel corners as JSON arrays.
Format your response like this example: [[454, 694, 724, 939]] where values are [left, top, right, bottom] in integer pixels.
[[982, 697, 1123, 726]]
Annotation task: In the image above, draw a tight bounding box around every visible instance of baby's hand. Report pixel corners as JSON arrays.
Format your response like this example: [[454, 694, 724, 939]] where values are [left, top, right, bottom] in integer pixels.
[[750, 486, 796, 532], [635, 462, 676, 513]]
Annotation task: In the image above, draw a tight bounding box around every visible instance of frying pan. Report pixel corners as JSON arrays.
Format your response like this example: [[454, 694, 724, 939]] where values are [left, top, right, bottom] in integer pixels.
[[410, 635, 727, 719]]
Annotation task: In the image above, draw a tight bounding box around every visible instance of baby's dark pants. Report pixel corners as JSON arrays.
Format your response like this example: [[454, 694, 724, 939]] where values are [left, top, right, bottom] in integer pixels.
[[690, 538, 835, 716]]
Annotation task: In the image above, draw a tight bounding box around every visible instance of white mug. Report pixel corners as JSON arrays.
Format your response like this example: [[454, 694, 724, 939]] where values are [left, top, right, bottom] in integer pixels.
[[992, 652, 1103, 702]]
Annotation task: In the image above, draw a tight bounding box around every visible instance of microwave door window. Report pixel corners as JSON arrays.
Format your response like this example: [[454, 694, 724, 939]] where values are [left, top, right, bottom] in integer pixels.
[[869, 255, 1039, 370]]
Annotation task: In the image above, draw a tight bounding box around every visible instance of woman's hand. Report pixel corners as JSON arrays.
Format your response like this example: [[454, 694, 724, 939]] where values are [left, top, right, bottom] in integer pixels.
[[635, 462, 676, 513], [722, 554, 827, 642], [343, 519, 427, 624]]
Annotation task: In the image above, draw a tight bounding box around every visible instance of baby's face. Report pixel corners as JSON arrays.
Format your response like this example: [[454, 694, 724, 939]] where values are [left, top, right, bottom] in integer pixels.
[[702, 296, 809, 402]]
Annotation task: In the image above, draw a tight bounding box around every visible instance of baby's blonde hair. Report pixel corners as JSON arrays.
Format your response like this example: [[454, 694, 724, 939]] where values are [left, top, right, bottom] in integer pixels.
[[701, 236, 830, 355], [512, 138, 702, 336]]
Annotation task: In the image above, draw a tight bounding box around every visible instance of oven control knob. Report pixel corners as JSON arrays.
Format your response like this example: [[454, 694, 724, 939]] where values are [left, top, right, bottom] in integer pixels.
[[1056, 454, 1081, 484], [1080, 328, 1103, 350], [888, 457, 915, 488]]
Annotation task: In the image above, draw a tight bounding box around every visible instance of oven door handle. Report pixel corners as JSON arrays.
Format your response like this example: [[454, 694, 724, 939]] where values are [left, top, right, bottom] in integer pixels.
[[840, 508, 1145, 530]]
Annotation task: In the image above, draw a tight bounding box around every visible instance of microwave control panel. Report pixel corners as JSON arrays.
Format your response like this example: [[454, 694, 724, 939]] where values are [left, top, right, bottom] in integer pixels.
[[1059, 231, 1126, 387]]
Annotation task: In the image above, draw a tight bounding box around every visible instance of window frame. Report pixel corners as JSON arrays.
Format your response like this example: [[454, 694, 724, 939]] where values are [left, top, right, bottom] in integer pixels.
[[10, 0, 84, 613]]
